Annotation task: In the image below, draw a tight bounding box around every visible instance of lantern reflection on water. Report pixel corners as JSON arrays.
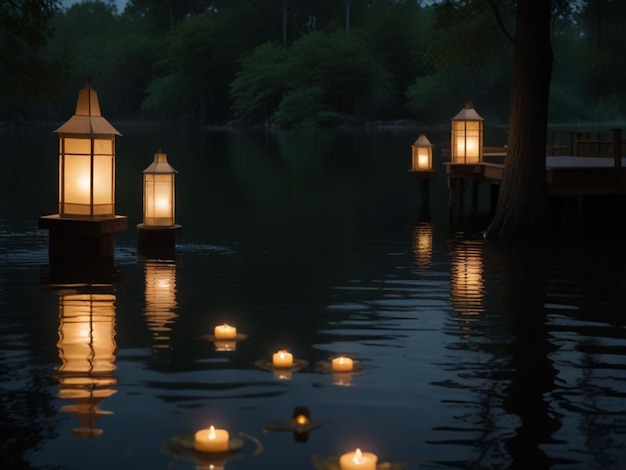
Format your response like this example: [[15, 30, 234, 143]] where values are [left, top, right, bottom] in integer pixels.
[[144, 260, 178, 350], [56, 290, 117, 438], [450, 241, 485, 321], [413, 221, 433, 271]]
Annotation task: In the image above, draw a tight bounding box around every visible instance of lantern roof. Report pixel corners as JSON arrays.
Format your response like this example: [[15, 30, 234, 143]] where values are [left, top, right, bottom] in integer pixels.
[[451, 101, 483, 121], [413, 134, 432, 147], [54, 81, 121, 136], [143, 150, 177, 174]]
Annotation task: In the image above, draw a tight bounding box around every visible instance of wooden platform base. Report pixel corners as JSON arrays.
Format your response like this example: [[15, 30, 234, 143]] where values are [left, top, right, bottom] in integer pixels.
[[136, 224, 182, 259], [39, 214, 128, 260]]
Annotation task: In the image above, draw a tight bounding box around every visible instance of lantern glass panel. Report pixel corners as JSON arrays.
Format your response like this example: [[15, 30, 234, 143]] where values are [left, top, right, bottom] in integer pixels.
[[452, 120, 482, 164], [143, 173, 174, 226], [93, 154, 113, 206], [63, 137, 91, 154], [417, 147, 430, 169], [59, 137, 115, 217], [61, 154, 91, 213]]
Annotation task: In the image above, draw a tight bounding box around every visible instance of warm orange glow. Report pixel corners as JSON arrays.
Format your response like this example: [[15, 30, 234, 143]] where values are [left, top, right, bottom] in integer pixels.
[[411, 134, 433, 170], [56, 291, 117, 438], [143, 151, 177, 227], [144, 261, 178, 349], [450, 242, 485, 317], [194, 425, 230, 452], [413, 222, 433, 270], [339, 448, 378, 470], [295, 414, 309, 426], [451, 102, 483, 164], [332, 356, 354, 372], [272, 349, 293, 368], [214, 323, 237, 340], [55, 82, 119, 219]]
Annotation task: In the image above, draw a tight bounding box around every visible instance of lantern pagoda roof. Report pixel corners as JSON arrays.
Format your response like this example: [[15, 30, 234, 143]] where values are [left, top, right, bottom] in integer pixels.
[[413, 134, 432, 146], [54, 82, 121, 136], [451, 101, 483, 121], [143, 150, 177, 174]]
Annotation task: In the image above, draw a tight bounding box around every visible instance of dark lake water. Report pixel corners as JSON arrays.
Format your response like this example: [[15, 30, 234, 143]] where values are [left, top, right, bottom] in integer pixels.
[[1, 124, 625, 470]]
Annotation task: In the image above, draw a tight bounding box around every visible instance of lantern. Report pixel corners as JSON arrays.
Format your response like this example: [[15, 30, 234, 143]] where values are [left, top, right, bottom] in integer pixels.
[[411, 134, 433, 171], [136, 150, 181, 258], [55, 81, 121, 218], [142, 150, 177, 227], [39, 81, 127, 264], [451, 101, 483, 164]]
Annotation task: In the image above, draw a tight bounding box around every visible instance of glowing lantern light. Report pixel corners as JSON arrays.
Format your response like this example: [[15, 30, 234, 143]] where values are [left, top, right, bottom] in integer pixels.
[[142, 150, 177, 227], [55, 81, 120, 218], [451, 101, 483, 164], [411, 134, 433, 171], [137, 150, 181, 258]]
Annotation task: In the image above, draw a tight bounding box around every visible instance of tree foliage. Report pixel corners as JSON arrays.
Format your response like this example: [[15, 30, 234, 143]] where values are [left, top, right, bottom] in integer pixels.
[[0, 0, 68, 110], [3, 0, 626, 126]]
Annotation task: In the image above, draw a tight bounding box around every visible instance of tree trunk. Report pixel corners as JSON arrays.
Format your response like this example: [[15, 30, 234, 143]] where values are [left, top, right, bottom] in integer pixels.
[[483, 0, 553, 239]]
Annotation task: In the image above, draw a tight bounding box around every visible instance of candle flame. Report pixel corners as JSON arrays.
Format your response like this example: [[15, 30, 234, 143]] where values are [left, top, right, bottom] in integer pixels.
[[353, 448, 363, 464], [295, 414, 309, 425], [208, 425, 216, 440], [279, 350, 287, 357]]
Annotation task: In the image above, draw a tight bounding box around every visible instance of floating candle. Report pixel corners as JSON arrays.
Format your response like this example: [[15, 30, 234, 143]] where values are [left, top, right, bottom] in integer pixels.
[[214, 323, 237, 340], [332, 356, 354, 372], [339, 448, 378, 470], [194, 425, 230, 452], [272, 350, 293, 368], [294, 414, 309, 427]]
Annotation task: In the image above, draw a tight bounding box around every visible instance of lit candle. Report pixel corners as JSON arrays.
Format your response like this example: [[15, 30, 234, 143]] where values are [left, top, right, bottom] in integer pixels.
[[294, 414, 309, 427], [339, 448, 378, 470], [214, 323, 237, 340], [272, 349, 293, 368], [332, 356, 354, 372], [194, 425, 230, 452]]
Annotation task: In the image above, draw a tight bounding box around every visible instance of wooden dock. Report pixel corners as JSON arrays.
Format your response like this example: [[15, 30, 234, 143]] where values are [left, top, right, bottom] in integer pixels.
[[444, 153, 626, 218]]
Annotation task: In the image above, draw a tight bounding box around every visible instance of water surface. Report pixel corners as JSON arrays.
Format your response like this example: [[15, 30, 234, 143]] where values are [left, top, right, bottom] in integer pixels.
[[1, 126, 625, 469]]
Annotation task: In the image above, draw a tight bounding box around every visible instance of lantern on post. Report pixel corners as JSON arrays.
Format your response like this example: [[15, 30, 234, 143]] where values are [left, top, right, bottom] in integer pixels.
[[55, 82, 120, 218], [451, 101, 483, 164], [136, 150, 181, 258], [409, 134, 436, 206], [39, 81, 127, 268], [411, 134, 433, 171]]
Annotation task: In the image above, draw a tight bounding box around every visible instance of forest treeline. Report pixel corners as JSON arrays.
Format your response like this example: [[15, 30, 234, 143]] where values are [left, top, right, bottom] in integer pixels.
[[2, 0, 625, 127]]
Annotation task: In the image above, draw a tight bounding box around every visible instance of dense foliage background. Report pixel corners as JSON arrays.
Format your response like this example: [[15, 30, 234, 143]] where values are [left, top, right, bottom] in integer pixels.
[[2, 0, 625, 127]]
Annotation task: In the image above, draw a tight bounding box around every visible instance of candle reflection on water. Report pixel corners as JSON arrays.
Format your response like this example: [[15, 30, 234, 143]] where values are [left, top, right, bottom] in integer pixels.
[[144, 260, 178, 350], [56, 290, 117, 438]]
